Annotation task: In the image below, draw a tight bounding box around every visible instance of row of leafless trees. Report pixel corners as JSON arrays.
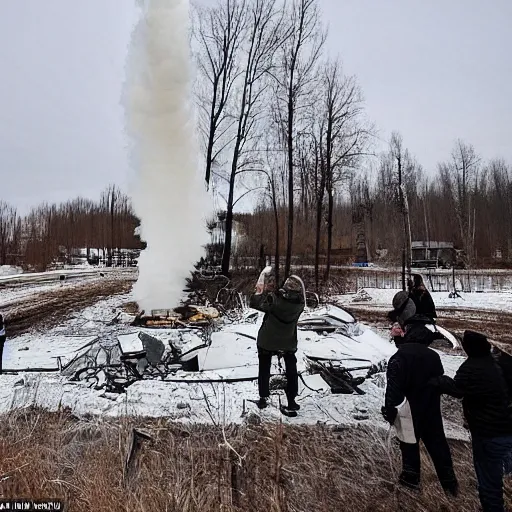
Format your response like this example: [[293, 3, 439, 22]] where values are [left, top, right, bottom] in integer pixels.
[[0, 186, 143, 270], [363, 139, 512, 268], [234, 139, 512, 270], [194, 0, 511, 279], [194, 0, 371, 285]]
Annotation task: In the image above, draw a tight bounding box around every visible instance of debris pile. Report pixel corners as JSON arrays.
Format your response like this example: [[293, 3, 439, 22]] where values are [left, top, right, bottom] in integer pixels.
[[66, 328, 209, 393], [351, 289, 373, 303], [132, 305, 220, 328], [305, 357, 386, 395], [59, 299, 392, 404]]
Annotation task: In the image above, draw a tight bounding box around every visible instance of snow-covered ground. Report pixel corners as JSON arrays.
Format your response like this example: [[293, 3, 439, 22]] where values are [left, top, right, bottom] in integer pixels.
[[336, 288, 512, 314], [0, 289, 468, 440], [0, 281, 88, 308], [0, 268, 134, 309], [0, 265, 22, 277], [0, 266, 127, 284]]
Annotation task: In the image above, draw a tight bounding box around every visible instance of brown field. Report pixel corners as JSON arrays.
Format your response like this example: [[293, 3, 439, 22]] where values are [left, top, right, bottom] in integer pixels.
[[0, 408, 509, 511]]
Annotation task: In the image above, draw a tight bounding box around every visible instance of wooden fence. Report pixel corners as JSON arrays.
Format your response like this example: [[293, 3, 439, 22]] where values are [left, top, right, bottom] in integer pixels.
[[354, 269, 512, 293]]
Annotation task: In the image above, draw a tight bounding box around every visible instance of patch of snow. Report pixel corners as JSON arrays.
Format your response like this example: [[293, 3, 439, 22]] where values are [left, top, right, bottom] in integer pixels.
[[118, 333, 144, 354], [3, 335, 98, 370], [335, 288, 512, 314], [0, 289, 469, 440], [0, 282, 67, 308], [0, 265, 22, 277]]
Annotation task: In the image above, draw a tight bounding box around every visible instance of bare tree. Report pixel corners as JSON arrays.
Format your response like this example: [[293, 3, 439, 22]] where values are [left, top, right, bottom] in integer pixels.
[[321, 62, 371, 281], [272, 0, 325, 279], [0, 202, 20, 266], [350, 173, 374, 265], [438, 140, 480, 263], [260, 162, 282, 286], [193, 0, 248, 187], [100, 185, 122, 266], [389, 132, 413, 282], [313, 127, 326, 291], [488, 159, 512, 260], [220, 0, 287, 276]]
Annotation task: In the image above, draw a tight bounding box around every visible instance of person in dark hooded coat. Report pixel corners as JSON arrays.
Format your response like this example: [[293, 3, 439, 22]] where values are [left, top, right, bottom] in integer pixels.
[[382, 291, 458, 495], [430, 331, 512, 512], [250, 275, 305, 414], [408, 274, 437, 321]]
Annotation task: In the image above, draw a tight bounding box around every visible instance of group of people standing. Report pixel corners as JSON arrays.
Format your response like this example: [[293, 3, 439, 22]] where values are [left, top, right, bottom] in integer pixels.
[[251, 271, 512, 511], [384, 276, 512, 511]]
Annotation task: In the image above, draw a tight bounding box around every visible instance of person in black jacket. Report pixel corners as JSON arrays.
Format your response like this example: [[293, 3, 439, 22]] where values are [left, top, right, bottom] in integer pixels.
[[408, 274, 437, 321], [492, 344, 512, 401], [250, 275, 305, 415], [430, 331, 512, 512], [382, 291, 458, 495], [0, 313, 5, 375]]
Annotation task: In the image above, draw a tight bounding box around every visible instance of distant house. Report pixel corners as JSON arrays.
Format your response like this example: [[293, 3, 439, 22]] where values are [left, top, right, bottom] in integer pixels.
[[411, 241, 464, 269]]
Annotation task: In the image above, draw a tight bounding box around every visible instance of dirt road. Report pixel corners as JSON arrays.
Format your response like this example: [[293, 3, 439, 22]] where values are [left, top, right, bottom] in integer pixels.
[[3, 273, 135, 337], [343, 303, 512, 345]]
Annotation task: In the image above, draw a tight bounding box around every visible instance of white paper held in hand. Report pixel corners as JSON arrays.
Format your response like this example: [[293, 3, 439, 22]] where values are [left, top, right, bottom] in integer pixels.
[[394, 398, 417, 444]]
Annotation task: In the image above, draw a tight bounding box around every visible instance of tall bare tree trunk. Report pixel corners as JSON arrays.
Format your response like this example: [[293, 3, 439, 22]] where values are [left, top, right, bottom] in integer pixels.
[[314, 176, 325, 291], [423, 194, 430, 244], [285, 88, 295, 279], [392, 132, 412, 279], [271, 184, 280, 287], [325, 187, 334, 281], [194, 0, 247, 188], [221, 172, 237, 276]]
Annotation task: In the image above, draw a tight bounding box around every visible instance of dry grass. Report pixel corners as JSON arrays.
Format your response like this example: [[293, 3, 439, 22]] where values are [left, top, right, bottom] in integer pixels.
[[1, 408, 509, 511]]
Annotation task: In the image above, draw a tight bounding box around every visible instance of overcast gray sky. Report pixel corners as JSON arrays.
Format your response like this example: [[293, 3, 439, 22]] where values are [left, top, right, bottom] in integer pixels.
[[0, 0, 510, 213]]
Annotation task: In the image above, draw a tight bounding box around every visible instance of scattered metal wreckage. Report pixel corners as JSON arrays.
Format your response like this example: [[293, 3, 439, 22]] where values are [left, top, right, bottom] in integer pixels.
[[305, 357, 386, 395], [65, 327, 213, 393], [4, 278, 390, 394], [61, 296, 393, 397], [5, 280, 466, 398]]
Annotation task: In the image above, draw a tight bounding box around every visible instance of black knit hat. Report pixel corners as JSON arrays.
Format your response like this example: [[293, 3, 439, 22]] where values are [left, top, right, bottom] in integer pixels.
[[462, 330, 491, 357], [388, 291, 416, 325]]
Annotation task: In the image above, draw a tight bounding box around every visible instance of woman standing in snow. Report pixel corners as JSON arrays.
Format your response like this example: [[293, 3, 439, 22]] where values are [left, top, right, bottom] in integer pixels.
[[250, 273, 305, 416], [0, 313, 6, 374]]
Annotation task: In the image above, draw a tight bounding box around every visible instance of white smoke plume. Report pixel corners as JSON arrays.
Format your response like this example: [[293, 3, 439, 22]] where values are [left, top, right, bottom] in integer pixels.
[[124, 0, 209, 312]]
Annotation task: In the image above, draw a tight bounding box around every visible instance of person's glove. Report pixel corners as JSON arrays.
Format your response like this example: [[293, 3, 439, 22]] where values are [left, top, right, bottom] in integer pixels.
[[381, 405, 398, 425]]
